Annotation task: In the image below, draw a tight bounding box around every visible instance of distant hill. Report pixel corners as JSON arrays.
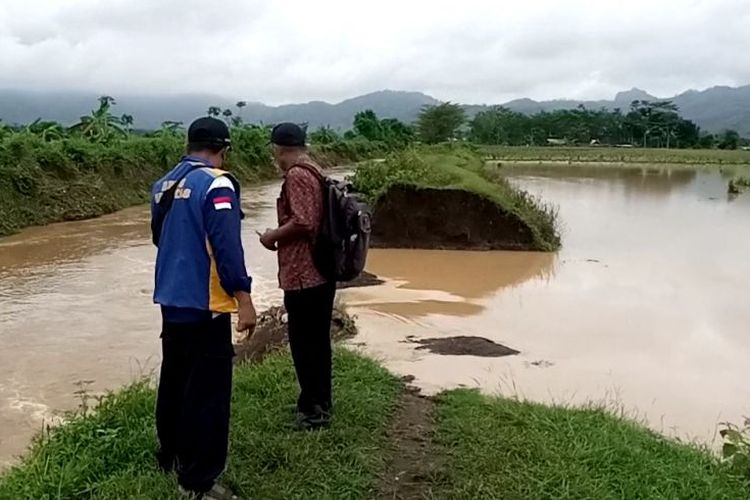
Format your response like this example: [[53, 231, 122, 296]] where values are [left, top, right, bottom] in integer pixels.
[[0, 85, 748, 136], [487, 86, 750, 137], [0, 89, 439, 131]]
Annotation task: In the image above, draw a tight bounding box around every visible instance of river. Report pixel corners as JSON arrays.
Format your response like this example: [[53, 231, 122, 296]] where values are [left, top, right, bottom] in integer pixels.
[[1, 166, 749, 466]]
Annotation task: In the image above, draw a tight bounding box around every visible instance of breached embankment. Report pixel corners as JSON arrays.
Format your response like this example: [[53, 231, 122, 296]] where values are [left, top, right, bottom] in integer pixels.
[[351, 147, 561, 252], [370, 184, 538, 250]]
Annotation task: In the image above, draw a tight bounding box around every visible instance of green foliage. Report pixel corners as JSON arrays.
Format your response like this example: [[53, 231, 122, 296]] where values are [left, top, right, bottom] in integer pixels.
[[0, 350, 400, 499], [417, 102, 466, 144], [312, 136, 390, 165], [431, 389, 750, 499], [351, 109, 415, 147], [470, 101, 708, 148], [349, 149, 456, 202], [0, 121, 275, 236], [0, 96, 405, 235], [721, 421, 750, 481], [719, 129, 741, 150], [309, 126, 341, 145]]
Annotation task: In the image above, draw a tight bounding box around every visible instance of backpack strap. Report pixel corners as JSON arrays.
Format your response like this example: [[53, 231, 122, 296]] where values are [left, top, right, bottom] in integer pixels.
[[156, 161, 207, 210], [289, 163, 325, 182], [151, 161, 205, 246]]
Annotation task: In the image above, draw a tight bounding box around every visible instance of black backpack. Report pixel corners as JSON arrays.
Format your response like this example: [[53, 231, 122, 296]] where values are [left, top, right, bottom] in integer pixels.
[[292, 164, 371, 282]]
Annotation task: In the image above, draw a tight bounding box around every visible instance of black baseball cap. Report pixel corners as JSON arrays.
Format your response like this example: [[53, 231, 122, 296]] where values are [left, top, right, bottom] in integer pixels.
[[270, 122, 306, 147], [188, 117, 231, 148]]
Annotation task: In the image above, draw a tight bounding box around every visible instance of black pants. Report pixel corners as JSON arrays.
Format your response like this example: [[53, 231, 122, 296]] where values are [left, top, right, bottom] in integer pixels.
[[284, 282, 337, 414], [155, 314, 234, 494]]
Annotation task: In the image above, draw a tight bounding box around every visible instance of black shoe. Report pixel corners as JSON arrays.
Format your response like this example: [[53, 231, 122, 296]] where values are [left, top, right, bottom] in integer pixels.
[[179, 483, 239, 499], [295, 405, 331, 431]]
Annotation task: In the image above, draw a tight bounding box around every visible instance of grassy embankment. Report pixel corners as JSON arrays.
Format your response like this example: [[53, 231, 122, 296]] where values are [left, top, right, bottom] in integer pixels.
[[352, 145, 561, 251], [0, 345, 747, 499], [0, 130, 388, 237], [0, 130, 270, 237]]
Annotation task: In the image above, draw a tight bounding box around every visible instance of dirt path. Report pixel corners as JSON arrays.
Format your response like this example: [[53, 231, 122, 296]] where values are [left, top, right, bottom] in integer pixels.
[[376, 380, 437, 500]]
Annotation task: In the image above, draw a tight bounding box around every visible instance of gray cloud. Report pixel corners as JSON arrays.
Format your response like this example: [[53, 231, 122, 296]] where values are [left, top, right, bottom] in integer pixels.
[[0, 0, 747, 104]]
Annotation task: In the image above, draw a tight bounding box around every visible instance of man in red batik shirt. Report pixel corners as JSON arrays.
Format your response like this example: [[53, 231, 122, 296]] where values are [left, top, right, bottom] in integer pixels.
[[259, 123, 336, 430]]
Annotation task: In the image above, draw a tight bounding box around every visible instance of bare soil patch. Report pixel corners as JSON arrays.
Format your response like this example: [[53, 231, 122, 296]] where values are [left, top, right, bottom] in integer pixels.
[[233, 306, 356, 364], [376, 383, 436, 500], [412, 336, 520, 357]]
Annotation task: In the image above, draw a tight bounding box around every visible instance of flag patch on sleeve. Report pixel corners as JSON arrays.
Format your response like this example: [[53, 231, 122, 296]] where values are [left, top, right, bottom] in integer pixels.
[[213, 196, 232, 210]]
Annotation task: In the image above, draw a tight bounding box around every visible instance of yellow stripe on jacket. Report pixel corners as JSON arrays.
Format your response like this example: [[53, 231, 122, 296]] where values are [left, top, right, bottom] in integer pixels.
[[206, 240, 238, 313]]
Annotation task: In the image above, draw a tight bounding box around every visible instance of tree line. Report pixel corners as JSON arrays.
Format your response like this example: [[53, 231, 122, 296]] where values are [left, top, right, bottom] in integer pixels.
[[414, 101, 746, 149], [2, 96, 746, 151]]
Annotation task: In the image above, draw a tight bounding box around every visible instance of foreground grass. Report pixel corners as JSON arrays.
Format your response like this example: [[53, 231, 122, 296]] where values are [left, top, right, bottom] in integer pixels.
[[0, 350, 401, 499], [352, 145, 561, 251], [2, 349, 747, 499], [481, 145, 750, 165], [430, 390, 749, 500]]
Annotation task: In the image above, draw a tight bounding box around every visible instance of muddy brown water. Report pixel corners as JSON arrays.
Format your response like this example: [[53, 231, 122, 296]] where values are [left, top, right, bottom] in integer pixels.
[[0, 166, 749, 466]]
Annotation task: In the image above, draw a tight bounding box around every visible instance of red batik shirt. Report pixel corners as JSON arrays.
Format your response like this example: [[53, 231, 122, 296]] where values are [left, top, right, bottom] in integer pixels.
[[276, 162, 328, 291]]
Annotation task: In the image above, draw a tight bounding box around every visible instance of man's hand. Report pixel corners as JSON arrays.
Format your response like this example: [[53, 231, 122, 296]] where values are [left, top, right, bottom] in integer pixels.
[[235, 292, 257, 341], [258, 229, 278, 251]]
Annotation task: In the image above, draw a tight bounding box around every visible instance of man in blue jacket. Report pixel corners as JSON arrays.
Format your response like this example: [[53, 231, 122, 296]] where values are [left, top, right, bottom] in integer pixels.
[[151, 117, 256, 499]]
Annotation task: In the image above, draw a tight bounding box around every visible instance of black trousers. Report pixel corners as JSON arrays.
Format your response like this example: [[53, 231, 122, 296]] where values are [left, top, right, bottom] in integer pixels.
[[155, 314, 234, 494], [284, 281, 337, 414]]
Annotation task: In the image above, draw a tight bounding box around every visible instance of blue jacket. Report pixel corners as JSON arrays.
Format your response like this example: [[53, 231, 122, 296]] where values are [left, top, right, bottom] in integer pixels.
[[151, 155, 251, 322]]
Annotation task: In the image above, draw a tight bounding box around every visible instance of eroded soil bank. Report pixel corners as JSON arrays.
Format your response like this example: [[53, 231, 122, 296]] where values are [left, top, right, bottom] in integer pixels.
[[371, 185, 537, 250]]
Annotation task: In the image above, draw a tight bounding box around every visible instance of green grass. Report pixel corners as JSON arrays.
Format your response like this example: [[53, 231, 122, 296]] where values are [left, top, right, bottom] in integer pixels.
[[429, 389, 750, 500], [0, 350, 401, 499], [2, 349, 748, 499], [351, 145, 561, 251], [481, 145, 750, 166]]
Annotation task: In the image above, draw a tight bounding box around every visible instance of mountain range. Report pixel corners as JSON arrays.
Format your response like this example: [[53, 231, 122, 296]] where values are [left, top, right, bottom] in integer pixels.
[[0, 85, 748, 136]]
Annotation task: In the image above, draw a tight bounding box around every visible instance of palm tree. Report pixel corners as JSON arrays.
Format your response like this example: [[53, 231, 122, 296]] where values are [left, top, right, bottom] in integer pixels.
[[120, 114, 134, 134], [234, 101, 248, 126]]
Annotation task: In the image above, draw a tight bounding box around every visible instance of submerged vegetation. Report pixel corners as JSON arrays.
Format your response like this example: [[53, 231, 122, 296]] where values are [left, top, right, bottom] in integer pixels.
[[0, 346, 746, 499], [728, 176, 750, 194], [483, 145, 750, 166]]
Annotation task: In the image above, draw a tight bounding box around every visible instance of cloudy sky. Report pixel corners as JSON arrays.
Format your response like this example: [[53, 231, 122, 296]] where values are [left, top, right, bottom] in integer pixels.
[[1, 0, 748, 104]]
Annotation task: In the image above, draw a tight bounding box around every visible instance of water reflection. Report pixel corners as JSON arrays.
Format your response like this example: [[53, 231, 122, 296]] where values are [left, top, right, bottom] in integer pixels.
[[348, 249, 557, 317], [496, 164, 701, 197]]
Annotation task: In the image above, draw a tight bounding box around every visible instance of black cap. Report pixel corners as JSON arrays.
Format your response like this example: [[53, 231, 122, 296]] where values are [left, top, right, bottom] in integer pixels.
[[188, 117, 231, 148], [271, 122, 306, 147]]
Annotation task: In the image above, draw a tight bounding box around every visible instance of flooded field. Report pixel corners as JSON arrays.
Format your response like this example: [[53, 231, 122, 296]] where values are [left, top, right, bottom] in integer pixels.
[[1, 165, 749, 466], [343, 165, 750, 445]]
